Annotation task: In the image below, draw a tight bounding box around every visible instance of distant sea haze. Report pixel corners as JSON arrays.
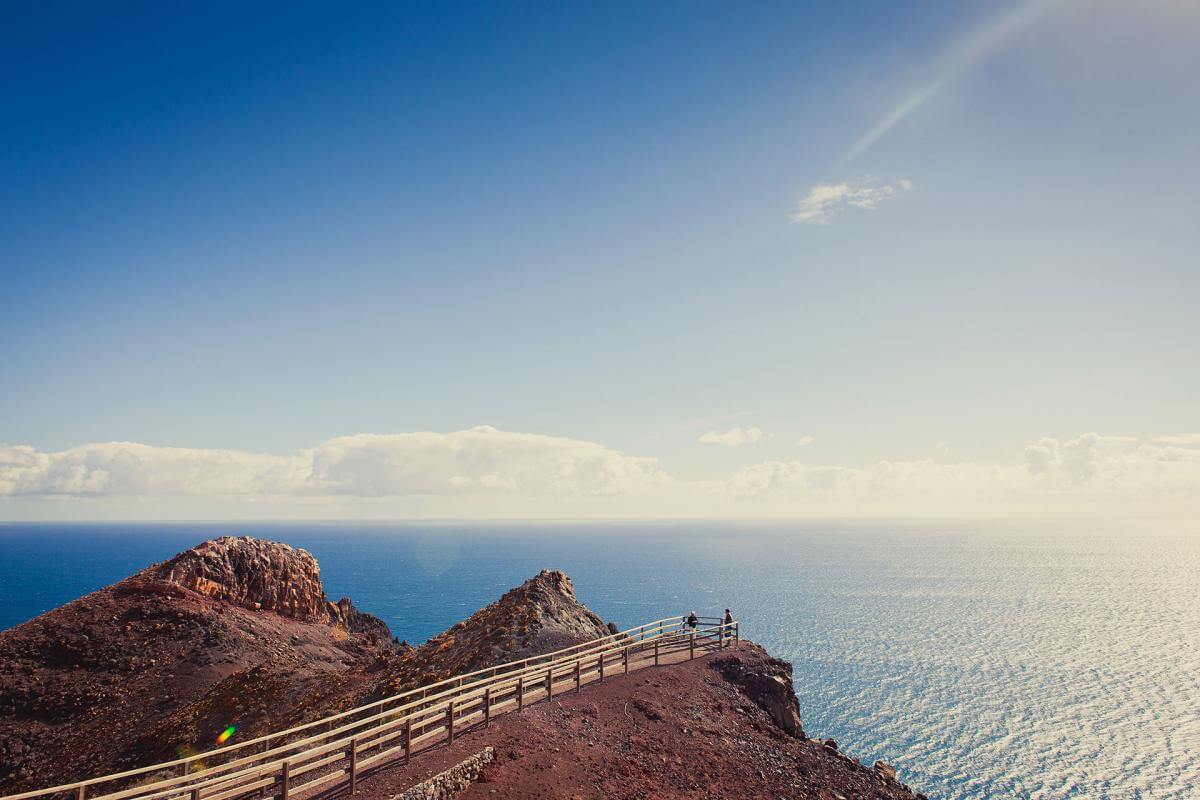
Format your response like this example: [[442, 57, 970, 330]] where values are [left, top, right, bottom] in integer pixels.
[[1, 521, 1196, 800]]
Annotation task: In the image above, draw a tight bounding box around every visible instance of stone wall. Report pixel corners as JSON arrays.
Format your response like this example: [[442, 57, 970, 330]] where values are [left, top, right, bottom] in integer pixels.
[[391, 748, 494, 800]]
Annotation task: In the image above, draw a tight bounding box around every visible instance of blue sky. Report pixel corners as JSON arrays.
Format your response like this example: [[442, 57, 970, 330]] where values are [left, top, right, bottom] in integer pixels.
[[2, 1, 1198, 519]]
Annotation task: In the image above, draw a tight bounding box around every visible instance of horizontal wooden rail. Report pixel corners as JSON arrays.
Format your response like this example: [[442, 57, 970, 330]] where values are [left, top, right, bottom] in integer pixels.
[[0, 615, 739, 800]]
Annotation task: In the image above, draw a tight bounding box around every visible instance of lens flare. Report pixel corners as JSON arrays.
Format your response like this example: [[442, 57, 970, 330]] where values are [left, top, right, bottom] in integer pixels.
[[216, 725, 237, 744]]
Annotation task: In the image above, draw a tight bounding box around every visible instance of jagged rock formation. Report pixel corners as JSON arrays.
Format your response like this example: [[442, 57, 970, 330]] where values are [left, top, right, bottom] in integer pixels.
[[370, 569, 615, 695], [143, 537, 387, 636], [709, 650, 805, 738], [148, 537, 335, 623], [0, 537, 395, 792], [420, 569, 610, 667]]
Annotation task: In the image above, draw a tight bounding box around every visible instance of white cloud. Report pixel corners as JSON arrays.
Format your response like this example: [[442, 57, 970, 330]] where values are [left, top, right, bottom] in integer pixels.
[[0, 426, 669, 500], [796, 435, 815, 447], [1154, 434, 1200, 446], [791, 177, 911, 225], [305, 428, 668, 497], [724, 432, 1200, 516], [0, 442, 303, 497], [2, 429, 1198, 519], [699, 427, 766, 448]]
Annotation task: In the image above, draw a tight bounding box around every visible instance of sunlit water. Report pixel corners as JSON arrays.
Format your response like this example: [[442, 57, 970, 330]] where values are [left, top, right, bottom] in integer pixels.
[[1, 521, 1196, 799]]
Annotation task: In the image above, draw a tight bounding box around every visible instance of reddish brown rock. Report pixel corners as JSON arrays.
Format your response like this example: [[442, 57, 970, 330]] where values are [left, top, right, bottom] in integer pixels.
[[0, 537, 395, 793], [148, 537, 334, 623], [709, 650, 805, 738], [368, 569, 615, 695]]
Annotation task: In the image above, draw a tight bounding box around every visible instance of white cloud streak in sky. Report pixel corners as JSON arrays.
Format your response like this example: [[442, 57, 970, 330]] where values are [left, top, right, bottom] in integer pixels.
[[841, 0, 1065, 165], [791, 177, 911, 225], [2, 428, 1198, 518], [698, 427, 766, 447]]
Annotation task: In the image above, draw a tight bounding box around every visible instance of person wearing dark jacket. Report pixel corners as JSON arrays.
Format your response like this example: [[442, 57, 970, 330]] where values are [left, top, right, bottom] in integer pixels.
[[686, 611, 698, 629]]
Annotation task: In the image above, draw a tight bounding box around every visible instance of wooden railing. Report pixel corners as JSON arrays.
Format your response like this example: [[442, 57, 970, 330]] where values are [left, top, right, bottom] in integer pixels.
[[0, 615, 739, 800]]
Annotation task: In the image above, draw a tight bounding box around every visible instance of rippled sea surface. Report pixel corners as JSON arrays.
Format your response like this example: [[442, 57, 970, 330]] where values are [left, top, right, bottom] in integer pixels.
[[1, 521, 1197, 799]]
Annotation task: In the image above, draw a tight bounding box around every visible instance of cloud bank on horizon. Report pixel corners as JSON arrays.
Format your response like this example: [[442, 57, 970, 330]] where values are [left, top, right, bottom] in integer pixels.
[[2, 427, 1198, 519]]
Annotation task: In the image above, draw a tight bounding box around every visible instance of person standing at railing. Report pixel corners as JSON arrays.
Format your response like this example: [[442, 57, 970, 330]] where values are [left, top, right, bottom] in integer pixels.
[[724, 608, 734, 644], [687, 611, 698, 630]]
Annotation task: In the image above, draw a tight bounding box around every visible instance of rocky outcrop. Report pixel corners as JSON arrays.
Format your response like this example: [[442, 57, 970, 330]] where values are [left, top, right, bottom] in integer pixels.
[[135, 537, 390, 641], [374, 570, 614, 693], [439, 569, 612, 658], [709, 649, 805, 738], [148, 536, 331, 621], [0, 537, 396, 794], [390, 748, 493, 800], [332, 597, 395, 640]]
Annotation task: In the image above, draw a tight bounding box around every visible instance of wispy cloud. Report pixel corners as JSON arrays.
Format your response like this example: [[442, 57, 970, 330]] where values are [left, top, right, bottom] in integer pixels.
[[791, 177, 911, 225], [841, 0, 1064, 165], [796, 435, 815, 447], [699, 427, 766, 447]]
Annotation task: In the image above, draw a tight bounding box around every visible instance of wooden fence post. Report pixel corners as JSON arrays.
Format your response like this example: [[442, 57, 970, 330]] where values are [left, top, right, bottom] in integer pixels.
[[623, 645, 630, 673], [484, 687, 491, 727], [404, 719, 412, 764], [75, 786, 85, 800], [574, 660, 581, 693], [190, 788, 200, 800], [734, 621, 739, 645], [517, 676, 524, 711], [654, 637, 659, 666], [599, 653, 605, 682], [546, 669, 553, 699], [447, 700, 455, 744], [690, 631, 696, 659], [280, 761, 290, 800], [349, 738, 358, 795]]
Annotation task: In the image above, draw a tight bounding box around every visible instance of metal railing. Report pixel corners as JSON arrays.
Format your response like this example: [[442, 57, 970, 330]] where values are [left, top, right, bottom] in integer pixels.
[[1, 615, 739, 800]]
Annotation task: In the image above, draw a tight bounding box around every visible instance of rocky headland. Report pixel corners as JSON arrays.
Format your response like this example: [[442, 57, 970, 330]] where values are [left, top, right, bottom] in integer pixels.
[[0, 536, 925, 799]]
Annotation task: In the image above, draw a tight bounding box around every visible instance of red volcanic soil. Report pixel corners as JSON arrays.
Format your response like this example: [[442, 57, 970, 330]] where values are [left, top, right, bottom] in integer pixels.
[[350, 642, 925, 800]]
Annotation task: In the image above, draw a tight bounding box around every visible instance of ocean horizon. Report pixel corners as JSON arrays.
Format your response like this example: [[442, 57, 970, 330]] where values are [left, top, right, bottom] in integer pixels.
[[1, 520, 1196, 800]]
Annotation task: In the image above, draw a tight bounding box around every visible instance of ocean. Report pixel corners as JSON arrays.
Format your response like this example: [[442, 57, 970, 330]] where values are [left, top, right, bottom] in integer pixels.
[[0, 521, 1196, 800]]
